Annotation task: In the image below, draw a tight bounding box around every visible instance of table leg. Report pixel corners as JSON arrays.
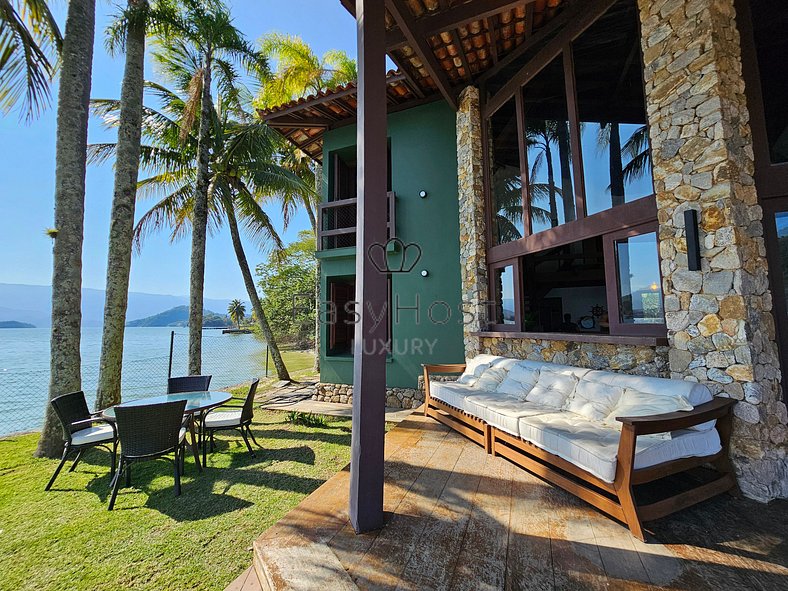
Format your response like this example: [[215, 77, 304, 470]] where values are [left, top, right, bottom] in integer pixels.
[[188, 415, 202, 472]]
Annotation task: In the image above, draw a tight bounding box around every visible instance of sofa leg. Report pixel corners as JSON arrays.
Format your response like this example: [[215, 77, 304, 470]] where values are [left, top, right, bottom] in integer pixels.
[[615, 484, 645, 541], [483, 424, 492, 454]]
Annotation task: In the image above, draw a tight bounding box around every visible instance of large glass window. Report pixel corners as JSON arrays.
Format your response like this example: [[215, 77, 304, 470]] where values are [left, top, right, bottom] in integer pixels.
[[523, 56, 576, 234], [614, 232, 663, 325], [573, 1, 653, 215], [492, 265, 517, 326], [750, 0, 788, 164], [490, 98, 524, 245]]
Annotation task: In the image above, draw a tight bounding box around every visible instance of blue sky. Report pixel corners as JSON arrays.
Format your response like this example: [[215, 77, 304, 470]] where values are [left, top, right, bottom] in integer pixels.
[[0, 0, 357, 300]]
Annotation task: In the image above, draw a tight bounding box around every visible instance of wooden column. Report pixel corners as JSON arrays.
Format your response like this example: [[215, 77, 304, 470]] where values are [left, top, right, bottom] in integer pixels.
[[350, 0, 388, 534]]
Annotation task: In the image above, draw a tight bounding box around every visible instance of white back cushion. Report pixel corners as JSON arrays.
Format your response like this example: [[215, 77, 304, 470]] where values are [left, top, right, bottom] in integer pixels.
[[457, 354, 505, 385], [496, 363, 541, 400], [604, 388, 694, 438], [526, 369, 578, 409], [583, 370, 711, 407], [474, 366, 509, 391], [566, 380, 624, 422]]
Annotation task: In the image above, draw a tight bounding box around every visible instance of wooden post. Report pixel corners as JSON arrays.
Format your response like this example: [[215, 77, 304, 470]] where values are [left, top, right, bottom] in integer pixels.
[[349, 0, 388, 534]]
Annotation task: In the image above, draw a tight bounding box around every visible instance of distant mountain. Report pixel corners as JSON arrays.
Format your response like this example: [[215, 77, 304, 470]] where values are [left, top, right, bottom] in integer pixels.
[[0, 320, 35, 328], [0, 283, 239, 328], [126, 305, 233, 328]]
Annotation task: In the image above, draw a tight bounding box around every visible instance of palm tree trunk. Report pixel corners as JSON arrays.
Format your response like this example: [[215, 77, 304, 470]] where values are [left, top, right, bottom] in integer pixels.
[[96, 0, 147, 410], [609, 122, 625, 207], [36, 0, 96, 458], [225, 205, 291, 381], [188, 53, 212, 375], [556, 123, 575, 222], [544, 136, 558, 228]]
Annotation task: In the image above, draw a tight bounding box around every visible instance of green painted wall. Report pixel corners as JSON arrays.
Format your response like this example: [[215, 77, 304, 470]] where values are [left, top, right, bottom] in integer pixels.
[[318, 101, 464, 389]]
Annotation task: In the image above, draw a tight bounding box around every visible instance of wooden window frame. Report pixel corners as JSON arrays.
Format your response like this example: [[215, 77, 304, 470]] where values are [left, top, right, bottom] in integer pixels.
[[488, 258, 523, 332], [602, 222, 667, 338]]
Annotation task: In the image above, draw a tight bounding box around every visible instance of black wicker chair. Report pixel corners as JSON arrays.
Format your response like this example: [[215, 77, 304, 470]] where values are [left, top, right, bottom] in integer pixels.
[[202, 380, 261, 463], [45, 391, 118, 491], [108, 400, 188, 510], [167, 375, 212, 394]]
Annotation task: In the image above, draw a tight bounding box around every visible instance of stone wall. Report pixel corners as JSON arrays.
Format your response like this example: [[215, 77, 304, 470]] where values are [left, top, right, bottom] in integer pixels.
[[314, 382, 423, 410], [456, 86, 489, 359], [480, 337, 670, 377], [638, 0, 786, 500]]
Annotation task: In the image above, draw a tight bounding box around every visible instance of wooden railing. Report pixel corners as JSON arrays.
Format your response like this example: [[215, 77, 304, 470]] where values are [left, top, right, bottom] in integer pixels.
[[318, 191, 396, 250]]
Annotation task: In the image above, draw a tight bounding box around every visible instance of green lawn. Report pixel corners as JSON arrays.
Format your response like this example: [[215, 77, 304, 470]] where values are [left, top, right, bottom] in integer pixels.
[[0, 410, 351, 591]]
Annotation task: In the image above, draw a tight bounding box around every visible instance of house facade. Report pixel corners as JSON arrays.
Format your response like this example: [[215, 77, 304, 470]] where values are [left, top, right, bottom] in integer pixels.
[[261, 0, 787, 503]]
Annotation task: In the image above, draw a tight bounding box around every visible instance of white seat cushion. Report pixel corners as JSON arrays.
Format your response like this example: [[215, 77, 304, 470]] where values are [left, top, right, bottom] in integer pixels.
[[525, 369, 578, 409], [464, 393, 554, 437], [71, 424, 115, 446], [429, 381, 478, 414], [204, 409, 243, 428], [565, 379, 624, 422], [518, 412, 722, 483], [179, 426, 187, 443]]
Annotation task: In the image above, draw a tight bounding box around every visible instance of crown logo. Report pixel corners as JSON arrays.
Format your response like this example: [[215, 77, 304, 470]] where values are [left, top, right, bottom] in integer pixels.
[[367, 238, 422, 274]]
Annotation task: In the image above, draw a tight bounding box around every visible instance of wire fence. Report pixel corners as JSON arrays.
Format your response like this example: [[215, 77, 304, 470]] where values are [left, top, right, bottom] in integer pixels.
[[0, 328, 270, 437]]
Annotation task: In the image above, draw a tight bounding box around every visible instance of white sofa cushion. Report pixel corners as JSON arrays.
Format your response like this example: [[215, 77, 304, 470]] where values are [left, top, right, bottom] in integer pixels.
[[456, 354, 505, 385], [604, 388, 694, 438], [518, 412, 722, 483], [204, 409, 243, 428], [473, 366, 509, 391], [464, 393, 554, 436], [496, 363, 541, 400], [565, 380, 624, 422], [526, 369, 578, 409], [429, 381, 478, 413]]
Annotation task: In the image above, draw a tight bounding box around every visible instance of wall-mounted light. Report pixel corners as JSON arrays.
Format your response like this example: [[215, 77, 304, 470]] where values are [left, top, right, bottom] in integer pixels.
[[420, 269, 429, 277], [418, 190, 428, 199], [684, 209, 702, 271]]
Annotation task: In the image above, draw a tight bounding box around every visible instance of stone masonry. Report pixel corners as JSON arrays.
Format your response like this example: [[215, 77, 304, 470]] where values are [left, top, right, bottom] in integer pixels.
[[638, 0, 786, 500], [456, 86, 489, 359], [314, 382, 423, 410]]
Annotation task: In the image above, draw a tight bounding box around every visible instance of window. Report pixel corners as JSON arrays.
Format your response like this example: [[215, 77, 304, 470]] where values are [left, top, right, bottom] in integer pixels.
[[749, 0, 788, 164], [482, 0, 663, 338], [327, 276, 356, 355]]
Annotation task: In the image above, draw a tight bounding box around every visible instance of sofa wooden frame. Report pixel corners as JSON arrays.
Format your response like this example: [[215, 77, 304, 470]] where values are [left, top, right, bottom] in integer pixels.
[[422, 363, 738, 541]]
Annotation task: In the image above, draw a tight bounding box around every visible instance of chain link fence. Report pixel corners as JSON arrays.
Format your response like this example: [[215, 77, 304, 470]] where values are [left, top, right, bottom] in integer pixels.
[[0, 329, 270, 437]]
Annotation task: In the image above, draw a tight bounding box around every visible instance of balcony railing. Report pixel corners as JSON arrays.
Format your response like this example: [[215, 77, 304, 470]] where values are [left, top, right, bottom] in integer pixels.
[[318, 191, 396, 250]]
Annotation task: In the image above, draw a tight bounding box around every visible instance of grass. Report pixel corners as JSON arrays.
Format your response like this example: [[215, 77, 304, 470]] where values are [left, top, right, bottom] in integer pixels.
[[0, 409, 352, 591], [255, 349, 317, 396]]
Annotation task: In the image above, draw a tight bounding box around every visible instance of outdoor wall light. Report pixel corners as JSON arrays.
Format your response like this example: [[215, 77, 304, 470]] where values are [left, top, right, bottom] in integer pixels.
[[684, 209, 702, 271], [420, 269, 429, 277], [419, 190, 428, 199]]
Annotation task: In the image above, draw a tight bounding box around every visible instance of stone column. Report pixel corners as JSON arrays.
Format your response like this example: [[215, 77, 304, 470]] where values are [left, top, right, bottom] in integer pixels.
[[638, 0, 786, 500], [456, 86, 489, 359]]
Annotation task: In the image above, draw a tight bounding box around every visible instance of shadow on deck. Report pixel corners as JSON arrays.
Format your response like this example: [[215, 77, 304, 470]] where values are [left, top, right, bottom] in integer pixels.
[[227, 413, 788, 590]]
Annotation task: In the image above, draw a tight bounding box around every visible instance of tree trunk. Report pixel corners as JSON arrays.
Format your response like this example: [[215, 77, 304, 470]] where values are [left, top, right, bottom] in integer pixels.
[[609, 122, 625, 207], [225, 205, 291, 381], [36, 0, 96, 458], [305, 167, 320, 373], [188, 54, 213, 375], [544, 136, 558, 228], [556, 122, 575, 222], [96, 0, 147, 410]]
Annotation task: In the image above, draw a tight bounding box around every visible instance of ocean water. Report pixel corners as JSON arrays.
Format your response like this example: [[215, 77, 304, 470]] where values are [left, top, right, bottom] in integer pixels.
[[0, 327, 269, 436]]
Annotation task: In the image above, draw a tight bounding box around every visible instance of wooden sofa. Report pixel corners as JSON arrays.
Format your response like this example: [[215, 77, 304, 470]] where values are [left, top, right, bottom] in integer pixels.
[[422, 358, 737, 541]]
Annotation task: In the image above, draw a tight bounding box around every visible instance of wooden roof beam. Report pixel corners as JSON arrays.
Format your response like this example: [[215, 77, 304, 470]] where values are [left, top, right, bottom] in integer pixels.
[[266, 115, 334, 128], [386, 0, 459, 110]]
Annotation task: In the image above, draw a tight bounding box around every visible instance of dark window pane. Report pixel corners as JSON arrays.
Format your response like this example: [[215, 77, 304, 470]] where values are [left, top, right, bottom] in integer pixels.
[[493, 265, 516, 325], [523, 56, 576, 234], [775, 212, 788, 315], [521, 237, 607, 333], [490, 98, 524, 245], [751, 0, 788, 164], [573, 0, 654, 215], [615, 232, 663, 324]]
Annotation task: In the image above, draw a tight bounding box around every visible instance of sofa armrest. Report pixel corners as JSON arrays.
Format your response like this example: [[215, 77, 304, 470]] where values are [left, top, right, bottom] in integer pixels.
[[614, 397, 736, 436], [421, 363, 466, 376]]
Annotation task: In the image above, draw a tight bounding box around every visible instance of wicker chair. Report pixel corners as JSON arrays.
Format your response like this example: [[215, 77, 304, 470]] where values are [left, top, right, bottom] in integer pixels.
[[108, 400, 188, 510], [167, 375, 212, 394], [45, 391, 118, 491], [202, 380, 261, 463]]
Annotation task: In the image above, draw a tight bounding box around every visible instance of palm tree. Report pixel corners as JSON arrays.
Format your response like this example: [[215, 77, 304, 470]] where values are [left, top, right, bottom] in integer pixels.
[[90, 73, 310, 382], [0, 0, 62, 120], [227, 299, 245, 328], [35, 0, 95, 458], [165, 0, 268, 375], [255, 32, 356, 109]]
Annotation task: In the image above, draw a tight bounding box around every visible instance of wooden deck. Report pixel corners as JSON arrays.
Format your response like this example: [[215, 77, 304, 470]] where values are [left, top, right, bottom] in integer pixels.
[[230, 413, 788, 590]]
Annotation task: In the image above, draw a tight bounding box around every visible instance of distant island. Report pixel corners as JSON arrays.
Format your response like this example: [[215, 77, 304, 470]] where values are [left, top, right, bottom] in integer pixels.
[[0, 320, 35, 328], [127, 305, 233, 328]]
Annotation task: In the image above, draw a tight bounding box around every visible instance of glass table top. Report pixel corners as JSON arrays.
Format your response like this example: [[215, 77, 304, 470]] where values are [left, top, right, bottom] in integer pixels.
[[102, 391, 232, 419]]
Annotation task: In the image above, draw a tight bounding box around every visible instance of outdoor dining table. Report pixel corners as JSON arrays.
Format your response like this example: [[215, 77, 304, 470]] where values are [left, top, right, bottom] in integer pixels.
[[102, 391, 232, 472]]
